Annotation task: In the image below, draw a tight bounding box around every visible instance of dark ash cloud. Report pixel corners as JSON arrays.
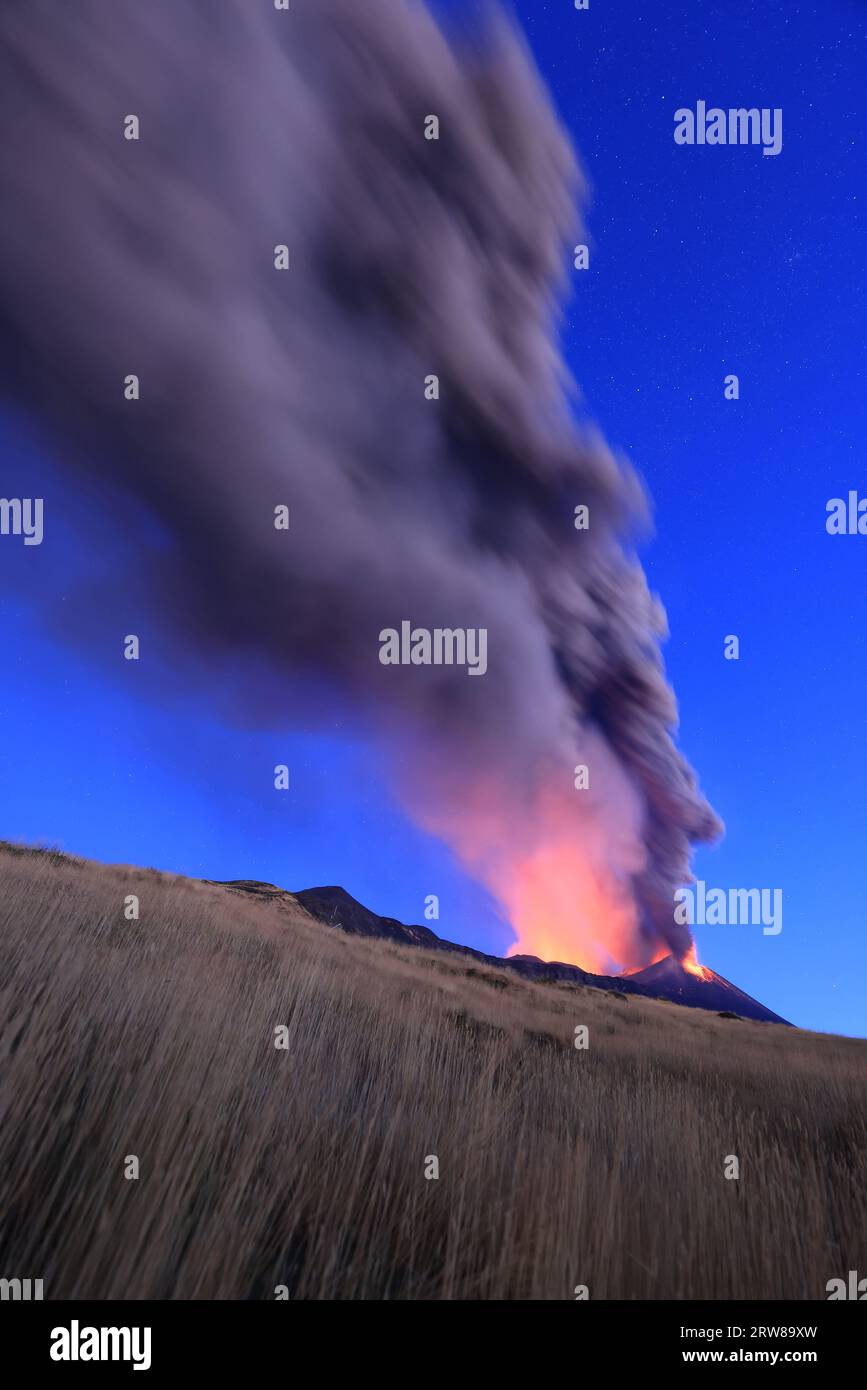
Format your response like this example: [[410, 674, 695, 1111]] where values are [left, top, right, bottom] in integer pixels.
[[0, 0, 721, 965]]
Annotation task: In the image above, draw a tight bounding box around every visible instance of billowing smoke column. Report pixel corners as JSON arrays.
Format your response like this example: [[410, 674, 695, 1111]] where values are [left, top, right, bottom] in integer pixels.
[[0, 0, 721, 970]]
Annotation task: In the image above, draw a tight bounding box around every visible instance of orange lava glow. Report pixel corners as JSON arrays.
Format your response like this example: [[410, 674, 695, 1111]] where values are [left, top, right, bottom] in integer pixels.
[[401, 737, 664, 975], [681, 944, 713, 981], [503, 837, 640, 973], [621, 945, 670, 975]]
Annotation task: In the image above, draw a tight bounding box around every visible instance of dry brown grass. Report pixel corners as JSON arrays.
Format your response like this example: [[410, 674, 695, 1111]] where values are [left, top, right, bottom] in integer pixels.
[[0, 841, 864, 1300]]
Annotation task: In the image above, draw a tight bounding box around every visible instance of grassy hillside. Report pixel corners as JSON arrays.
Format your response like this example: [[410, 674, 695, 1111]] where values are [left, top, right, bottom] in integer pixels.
[[0, 841, 864, 1300]]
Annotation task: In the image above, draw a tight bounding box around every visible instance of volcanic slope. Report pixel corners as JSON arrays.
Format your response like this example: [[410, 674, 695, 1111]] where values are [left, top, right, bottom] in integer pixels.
[[2, 841, 863, 1300], [218, 880, 790, 1024]]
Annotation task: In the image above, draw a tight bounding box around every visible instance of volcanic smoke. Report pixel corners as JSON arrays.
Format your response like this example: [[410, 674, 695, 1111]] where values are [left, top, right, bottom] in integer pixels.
[[0, 0, 721, 971]]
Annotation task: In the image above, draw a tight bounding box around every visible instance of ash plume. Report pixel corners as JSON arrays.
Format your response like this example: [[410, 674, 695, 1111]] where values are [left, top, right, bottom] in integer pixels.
[[0, 0, 721, 967]]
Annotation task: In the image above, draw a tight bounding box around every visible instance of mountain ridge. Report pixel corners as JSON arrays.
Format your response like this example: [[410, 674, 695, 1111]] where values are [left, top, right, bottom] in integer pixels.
[[210, 879, 791, 1025]]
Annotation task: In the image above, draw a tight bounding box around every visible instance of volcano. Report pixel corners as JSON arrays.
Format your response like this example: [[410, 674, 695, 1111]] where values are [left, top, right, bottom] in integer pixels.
[[621, 954, 790, 1022], [213, 881, 790, 1025]]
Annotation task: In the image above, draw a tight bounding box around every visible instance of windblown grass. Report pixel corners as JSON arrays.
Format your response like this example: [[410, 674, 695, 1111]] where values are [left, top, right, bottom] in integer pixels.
[[0, 842, 864, 1299]]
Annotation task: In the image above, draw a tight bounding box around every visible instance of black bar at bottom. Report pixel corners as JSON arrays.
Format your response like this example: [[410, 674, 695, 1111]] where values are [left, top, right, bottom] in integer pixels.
[[0, 1299, 861, 1376]]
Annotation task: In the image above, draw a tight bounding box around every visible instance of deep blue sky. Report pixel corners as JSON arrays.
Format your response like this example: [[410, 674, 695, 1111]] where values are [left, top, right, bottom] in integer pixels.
[[1, 0, 865, 1036]]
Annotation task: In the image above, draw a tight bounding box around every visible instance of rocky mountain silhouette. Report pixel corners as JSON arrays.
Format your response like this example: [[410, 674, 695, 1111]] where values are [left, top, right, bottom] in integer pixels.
[[210, 880, 790, 1025]]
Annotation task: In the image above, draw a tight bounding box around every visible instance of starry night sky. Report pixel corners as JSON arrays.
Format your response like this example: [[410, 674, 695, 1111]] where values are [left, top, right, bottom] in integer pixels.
[[1, 0, 865, 1035]]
